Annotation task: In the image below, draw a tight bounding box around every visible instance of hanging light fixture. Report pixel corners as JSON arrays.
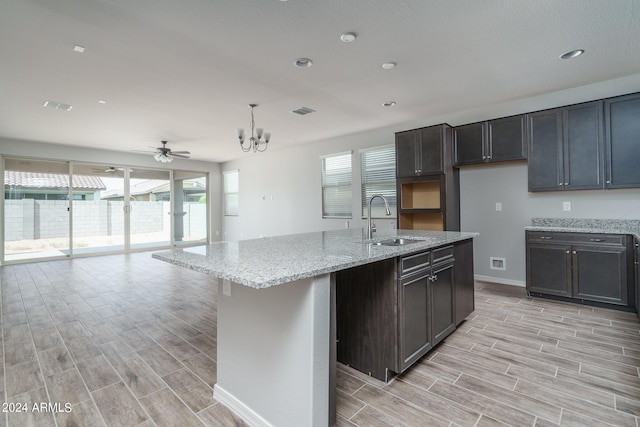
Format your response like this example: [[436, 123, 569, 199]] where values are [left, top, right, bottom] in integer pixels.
[[154, 152, 173, 163], [237, 104, 271, 152]]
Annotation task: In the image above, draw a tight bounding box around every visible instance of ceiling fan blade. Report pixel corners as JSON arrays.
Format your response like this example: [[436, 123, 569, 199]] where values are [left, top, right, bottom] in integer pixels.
[[170, 151, 191, 154], [131, 150, 157, 153], [170, 153, 190, 159]]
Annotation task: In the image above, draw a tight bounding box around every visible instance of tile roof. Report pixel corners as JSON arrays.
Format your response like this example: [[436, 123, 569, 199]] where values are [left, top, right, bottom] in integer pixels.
[[4, 171, 106, 190]]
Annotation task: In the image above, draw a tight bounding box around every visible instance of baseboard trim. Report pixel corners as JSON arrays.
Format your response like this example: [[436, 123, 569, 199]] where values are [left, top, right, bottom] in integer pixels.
[[475, 275, 526, 288], [213, 384, 273, 427]]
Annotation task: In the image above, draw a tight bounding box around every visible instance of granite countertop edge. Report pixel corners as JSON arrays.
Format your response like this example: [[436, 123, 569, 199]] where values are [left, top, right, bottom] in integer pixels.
[[152, 229, 478, 289], [526, 218, 640, 241]]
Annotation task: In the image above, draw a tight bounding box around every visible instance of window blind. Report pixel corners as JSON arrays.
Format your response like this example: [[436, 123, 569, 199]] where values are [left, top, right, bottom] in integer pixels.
[[223, 170, 239, 216], [321, 152, 352, 218], [361, 146, 397, 218]]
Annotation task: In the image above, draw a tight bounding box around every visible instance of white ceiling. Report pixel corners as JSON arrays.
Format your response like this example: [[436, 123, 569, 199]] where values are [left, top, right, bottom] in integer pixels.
[[1, 0, 639, 163]]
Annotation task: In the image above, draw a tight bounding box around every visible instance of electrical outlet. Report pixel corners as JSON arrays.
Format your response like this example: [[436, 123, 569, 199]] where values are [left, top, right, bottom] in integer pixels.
[[495, 202, 502, 211], [563, 201, 572, 211], [222, 279, 231, 297]]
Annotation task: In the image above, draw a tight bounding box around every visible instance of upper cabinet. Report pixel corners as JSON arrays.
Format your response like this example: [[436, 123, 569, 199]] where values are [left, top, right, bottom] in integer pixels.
[[453, 115, 527, 166], [396, 125, 448, 177], [604, 93, 640, 189], [395, 124, 459, 232], [528, 100, 604, 192]]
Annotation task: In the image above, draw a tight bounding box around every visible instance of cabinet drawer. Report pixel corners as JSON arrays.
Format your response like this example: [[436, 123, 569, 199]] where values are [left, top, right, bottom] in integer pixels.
[[432, 246, 454, 264], [527, 231, 625, 246], [399, 252, 430, 277]]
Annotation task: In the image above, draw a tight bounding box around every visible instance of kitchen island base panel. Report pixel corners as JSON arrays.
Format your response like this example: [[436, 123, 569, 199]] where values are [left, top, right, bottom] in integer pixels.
[[214, 274, 334, 427]]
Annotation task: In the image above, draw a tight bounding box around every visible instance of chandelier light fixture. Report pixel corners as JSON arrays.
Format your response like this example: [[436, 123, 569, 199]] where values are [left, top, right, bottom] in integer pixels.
[[237, 104, 271, 152]]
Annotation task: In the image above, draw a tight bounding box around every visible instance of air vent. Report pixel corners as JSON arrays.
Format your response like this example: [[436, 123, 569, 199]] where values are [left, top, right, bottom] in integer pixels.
[[490, 257, 506, 271], [292, 107, 315, 115], [43, 100, 73, 111]]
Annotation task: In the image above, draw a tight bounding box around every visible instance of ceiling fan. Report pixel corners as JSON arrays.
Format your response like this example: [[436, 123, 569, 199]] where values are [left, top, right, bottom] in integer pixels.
[[90, 166, 125, 174], [133, 140, 191, 163]]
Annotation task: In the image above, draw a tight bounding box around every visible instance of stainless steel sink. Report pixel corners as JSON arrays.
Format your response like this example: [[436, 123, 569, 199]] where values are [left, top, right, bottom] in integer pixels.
[[372, 238, 423, 246]]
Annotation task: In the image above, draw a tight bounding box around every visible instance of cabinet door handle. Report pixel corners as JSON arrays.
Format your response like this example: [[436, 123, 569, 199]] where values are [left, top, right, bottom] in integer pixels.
[[540, 236, 553, 240], [589, 238, 604, 242], [564, 182, 569, 186], [558, 183, 564, 186], [429, 274, 438, 282], [566, 250, 570, 254], [572, 250, 577, 254]]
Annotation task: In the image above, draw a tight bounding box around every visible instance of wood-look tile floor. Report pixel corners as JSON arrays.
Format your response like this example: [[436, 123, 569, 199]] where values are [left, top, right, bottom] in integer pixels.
[[1, 253, 639, 427]]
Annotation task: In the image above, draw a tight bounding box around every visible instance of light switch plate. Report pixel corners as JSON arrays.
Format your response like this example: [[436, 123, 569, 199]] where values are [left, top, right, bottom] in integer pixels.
[[563, 201, 572, 211], [495, 202, 502, 211], [222, 279, 231, 297]]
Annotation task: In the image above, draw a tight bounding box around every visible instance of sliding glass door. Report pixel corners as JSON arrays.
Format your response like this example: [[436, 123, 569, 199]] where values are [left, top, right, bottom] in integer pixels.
[[129, 168, 171, 250], [2, 157, 209, 263], [4, 158, 71, 261], [173, 170, 208, 246], [70, 163, 126, 254]]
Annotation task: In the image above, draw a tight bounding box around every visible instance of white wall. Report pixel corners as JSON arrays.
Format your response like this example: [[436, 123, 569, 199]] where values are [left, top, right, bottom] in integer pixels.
[[221, 129, 398, 241], [0, 137, 223, 243], [460, 163, 640, 285], [222, 73, 640, 284]]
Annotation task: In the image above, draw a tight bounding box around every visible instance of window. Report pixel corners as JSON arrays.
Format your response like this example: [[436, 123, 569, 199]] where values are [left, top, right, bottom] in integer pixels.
[[223, 170, 239, 216], [321, 152, 352, 218], [361, 145, 396, 218]]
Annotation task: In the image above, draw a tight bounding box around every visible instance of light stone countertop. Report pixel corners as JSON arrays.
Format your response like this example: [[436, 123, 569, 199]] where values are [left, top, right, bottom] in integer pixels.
[[525, 218, 640, 241], [152, 228, 478, 289]]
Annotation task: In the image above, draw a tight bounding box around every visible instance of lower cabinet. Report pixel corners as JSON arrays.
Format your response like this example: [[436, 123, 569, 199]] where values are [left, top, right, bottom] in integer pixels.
[[526, 231, 633, 307], [398, 248, 455, 372], [336, 239, 473, 382], [635, 238, 640, 319], [454, 238, 475, 324]]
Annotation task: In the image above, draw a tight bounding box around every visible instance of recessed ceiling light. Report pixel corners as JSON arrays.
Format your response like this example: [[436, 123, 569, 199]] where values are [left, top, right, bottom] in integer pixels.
[[560, 49, 584, 60], [98, 99, 107, 104], [383, 101, 396, 107], [73, 45, 85, 53], [382, 62, 396, 70], [340, 32, 357, 43], [294, 58, 313, 68]]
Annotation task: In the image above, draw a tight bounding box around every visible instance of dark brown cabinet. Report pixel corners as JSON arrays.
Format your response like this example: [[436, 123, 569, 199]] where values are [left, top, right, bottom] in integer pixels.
[[453, 115, 527, 166], [454, 238, 475, 325], [528, 101, 604, 192], [396, 124, 449, 177], [604, 92, 640, 189], [398, 246, 455, 371], [396, 124, 459, 232], [526, 231, 632, 307], [335, 258, 397, 381], [635, 238, 640, 319], [336, 239, 473, 382]]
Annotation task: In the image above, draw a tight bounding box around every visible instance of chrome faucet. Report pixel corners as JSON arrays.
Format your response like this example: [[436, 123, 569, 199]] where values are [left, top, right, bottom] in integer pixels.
[[367, 195, 392, 240]]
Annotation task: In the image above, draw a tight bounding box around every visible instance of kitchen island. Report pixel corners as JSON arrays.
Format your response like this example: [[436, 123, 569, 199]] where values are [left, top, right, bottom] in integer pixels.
[[153, 228, 477, 427]]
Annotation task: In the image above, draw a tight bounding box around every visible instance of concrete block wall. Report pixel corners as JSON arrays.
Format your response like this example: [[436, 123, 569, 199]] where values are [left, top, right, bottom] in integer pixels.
[[185, 202, 207, 239], [36, 200, 69, 239], [5, 199, 207, 242], [130, 201, 166, 233]]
